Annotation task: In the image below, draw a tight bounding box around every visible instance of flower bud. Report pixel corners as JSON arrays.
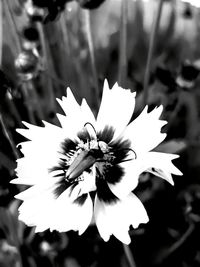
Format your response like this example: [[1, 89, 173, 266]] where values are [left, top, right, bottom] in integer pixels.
[[176, 61, 200, 90], [22, 26, 40, 51], [15, 50, 40, 80], [23, 0, 47, 22], [23, 0, 73, 23]]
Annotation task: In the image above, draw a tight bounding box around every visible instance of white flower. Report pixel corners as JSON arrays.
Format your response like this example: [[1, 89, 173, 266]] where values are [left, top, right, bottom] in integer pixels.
[[12, 80, 182, 244]]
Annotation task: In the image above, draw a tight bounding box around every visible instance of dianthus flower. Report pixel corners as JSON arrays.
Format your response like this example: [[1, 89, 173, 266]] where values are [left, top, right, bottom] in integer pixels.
[[12, 81, 182, 244]]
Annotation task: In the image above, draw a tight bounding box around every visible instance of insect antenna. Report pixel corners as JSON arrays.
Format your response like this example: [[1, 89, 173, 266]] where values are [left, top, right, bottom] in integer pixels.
[[84, 122, 100, 149], [84, 122, 97, 137], [119, 148, 137, 163]]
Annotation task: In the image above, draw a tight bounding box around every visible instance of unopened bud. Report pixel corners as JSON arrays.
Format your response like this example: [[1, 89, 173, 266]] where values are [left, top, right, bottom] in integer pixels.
[[24, 0, 47, 21], [15, 50, 40, 80], [176, 61, 200, 90], [22, 26, 40, 51]]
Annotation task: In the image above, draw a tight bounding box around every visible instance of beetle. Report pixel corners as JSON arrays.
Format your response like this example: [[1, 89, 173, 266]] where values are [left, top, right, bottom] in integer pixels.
[[64, 147, 105, 182], [63, 122, 137, 184]]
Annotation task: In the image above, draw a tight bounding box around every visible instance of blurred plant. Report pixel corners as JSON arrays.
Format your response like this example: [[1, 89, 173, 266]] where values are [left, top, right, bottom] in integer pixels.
[[21, 26, 40, 52], [15, 50, 42, 81], [21, 0, 107, 23], [22, 0, 71, 22]]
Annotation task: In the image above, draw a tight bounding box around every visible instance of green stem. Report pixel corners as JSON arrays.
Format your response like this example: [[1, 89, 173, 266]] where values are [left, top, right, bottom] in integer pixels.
[[4, 0, 22, 53], [20, 85, 36, 125], [60, 11, 71, 56], [157, 223, 195, 263], [5, 94, 22, 126], [0, 2, 22, 125], [27, 81, 44, 121], [37, 23, 57, 113], [118, 0, 128, 87], [83, 10, 99, 105], [5, 0, 36, 124], [123, 244, 137, 267], [0, 0, 2, 66], [143, 0, 164, 107], [0, 114, 19, 159]]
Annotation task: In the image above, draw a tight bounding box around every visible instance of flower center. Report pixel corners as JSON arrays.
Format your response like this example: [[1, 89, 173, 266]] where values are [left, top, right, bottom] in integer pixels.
[[50, 126, 134, 198], [64, 140, 115, 183]]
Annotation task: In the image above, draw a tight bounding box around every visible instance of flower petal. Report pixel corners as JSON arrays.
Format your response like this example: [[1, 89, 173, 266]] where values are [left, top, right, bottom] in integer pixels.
[[14, 119, 80, 186], [17, 182, 59, 231], [17, 180, 93, 235], [50, 192, 93, 235], [123, 106, 167, 155], [108, 151, 181, 198], [107, 160, 140, 199], [17, 121, 65, 162], [79, 167, 97, 195], [97, 80, 136, 139], [56, 88, 81, 118], [57, 89, 96, 139], [13, 140, 61, 185], [81, 99, 96, 127], [94, 193, 149, 244], [56, 113, 80, 141], [17, 121, 63, 143], [15, 178, 61, 201], [137, 151, 182, 185]]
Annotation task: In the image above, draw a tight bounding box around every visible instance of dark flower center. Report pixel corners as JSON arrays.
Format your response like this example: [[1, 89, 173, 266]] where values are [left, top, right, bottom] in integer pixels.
[[50, 126, 133, 202]]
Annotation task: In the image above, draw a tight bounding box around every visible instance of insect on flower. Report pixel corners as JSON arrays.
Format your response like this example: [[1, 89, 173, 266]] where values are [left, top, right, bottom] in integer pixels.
[[63, 122, 136, 184], [12, 80, 182, 244]]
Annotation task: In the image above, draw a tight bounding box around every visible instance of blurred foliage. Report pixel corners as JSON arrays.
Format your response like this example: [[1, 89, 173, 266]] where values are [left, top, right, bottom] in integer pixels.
[[1, 0, 200, 266]]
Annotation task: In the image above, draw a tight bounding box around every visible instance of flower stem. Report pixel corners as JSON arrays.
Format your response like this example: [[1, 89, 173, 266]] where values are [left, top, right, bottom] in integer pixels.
[[0, 114, 19, 159], [0, 2, 23, 126], [118, 0, 128, 87], [4, 0, 37, 124], [83, 10, 99, 105], [60, 11, 71, 56], [143, 0, 164, 107], [0, 1, 21, 150], [37, 23, 57, 118], [156, 223, 195, 263], [123, 244, 137, 267], [20, 85, 36, 125], [5, 94, 22, 126], [0, 0, 2, 66], [4, 0, 22, 53]]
